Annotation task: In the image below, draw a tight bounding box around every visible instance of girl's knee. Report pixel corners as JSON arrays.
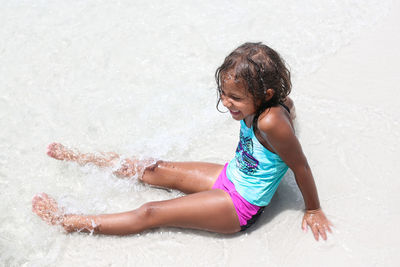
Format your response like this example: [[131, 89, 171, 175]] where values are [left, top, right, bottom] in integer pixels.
[[144, 159, 163, 173], [140, 160, 164, 182], [130, 201, 166, 231], [137, 202, 159, 226]]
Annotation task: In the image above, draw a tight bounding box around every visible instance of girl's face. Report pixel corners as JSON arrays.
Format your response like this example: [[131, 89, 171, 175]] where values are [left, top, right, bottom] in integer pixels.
[[220, 74, 257, 121]]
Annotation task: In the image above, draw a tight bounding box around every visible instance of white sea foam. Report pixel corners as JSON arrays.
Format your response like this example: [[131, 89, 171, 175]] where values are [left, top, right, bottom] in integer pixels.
[[0, 0, 394, 266]]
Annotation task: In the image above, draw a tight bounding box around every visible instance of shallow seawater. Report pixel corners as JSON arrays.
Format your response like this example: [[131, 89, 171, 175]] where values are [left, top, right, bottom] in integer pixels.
[[0, 0, 396, 266]]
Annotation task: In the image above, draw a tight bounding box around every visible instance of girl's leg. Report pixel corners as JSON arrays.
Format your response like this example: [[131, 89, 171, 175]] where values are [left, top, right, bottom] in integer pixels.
[[32, 191, 241, 235], [47, 143, 224, 193], [47, 143, 120, 167], [140, 161, 224, 193]]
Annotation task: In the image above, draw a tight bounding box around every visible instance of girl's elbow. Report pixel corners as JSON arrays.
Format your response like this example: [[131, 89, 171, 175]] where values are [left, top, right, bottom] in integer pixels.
[[292, 161, 312, 177]]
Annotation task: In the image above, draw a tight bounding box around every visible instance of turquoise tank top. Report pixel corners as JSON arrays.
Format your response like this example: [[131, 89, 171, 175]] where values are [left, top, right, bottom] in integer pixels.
[[226, 120, 289, 206]]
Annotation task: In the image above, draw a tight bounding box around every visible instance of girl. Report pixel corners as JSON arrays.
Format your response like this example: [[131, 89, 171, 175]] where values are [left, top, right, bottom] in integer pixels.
[[32, 42, 332, 241]]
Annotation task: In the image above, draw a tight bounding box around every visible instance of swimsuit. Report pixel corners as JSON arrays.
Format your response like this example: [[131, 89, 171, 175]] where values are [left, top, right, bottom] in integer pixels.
[[212, 163, 265, 231], [213, 104, 289, 230]]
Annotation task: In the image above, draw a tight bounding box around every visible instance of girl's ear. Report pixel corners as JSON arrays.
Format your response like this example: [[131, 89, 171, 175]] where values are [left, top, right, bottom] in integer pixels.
[[264, 88, 274, 101]]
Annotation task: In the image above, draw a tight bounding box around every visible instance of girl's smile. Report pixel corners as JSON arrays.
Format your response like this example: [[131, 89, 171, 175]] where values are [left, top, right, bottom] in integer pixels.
[[220, 76, 256, 121], [32, 42, 330, 242]]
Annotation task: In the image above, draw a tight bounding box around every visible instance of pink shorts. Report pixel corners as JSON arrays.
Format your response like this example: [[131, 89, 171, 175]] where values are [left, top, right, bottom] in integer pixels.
[[212, 163, 264, 231]]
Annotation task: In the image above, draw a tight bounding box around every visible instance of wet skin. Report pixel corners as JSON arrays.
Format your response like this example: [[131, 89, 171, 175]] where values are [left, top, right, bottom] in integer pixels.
[[34, 143, 240, 235], [33, 78, 331, 240], [220, 75, 332, 240]]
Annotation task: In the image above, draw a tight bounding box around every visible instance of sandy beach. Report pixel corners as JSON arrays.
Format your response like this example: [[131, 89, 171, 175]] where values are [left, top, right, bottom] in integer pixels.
[[290, 1, 400, 266], [1, 1, 399, 266]]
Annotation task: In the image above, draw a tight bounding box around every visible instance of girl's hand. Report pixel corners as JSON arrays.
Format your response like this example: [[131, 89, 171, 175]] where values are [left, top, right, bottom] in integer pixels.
[[302, 208, 333, 241]]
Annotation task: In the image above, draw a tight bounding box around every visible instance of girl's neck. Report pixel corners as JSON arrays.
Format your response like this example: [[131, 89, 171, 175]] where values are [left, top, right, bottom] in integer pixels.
[[243, 114, 256, 128]]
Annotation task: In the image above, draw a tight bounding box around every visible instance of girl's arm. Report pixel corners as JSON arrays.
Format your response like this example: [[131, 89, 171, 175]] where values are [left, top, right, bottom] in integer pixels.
[[258, 112, 332, 241]]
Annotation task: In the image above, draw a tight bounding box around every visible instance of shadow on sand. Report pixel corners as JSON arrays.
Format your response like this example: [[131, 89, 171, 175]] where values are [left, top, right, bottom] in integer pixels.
[[244, 169, 304, 234]]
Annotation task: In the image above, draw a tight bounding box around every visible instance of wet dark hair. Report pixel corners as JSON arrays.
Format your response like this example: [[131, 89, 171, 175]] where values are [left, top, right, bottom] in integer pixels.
[[215, 42, 291, 129]]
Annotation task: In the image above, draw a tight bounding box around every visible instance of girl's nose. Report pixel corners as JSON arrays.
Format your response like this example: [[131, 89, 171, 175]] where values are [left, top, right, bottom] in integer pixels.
[[221, 96, 231, 108]]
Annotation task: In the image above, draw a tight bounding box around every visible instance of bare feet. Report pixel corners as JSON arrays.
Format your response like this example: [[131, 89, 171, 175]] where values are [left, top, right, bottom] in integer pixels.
[[113, 158, 158, 178], [32, 193, 99, 233], [113, 158, 139, 178], [47, 142, 121, 168], [47, 143, 77, 161], [32, 193, 64, 225], [46, 142, 155, 179]]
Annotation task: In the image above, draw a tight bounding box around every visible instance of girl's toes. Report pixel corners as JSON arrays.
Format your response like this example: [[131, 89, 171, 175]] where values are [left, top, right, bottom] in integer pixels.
[[32, 193, 63, 225], [46, 143, 67, 159], [47, 143, 58, 157], [32, 193, 44, 205], [47, 142, 59, 151]]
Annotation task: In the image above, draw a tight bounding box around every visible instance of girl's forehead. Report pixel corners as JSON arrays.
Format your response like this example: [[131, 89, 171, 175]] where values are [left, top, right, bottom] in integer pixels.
[[222, 71, 240, 83], [221, 75, 249, 95]]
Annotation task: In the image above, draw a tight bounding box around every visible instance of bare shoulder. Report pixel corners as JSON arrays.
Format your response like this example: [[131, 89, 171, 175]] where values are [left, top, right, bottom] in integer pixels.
[[257, 106, 300, 162], [257, 106, 294, 137]]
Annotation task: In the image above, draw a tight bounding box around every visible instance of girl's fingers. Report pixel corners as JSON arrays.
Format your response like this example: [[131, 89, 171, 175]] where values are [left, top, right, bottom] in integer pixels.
[[303, 212, 333, 241], [301, 211, 333, 241], [326, 222, 333, 233], [302, 217, 308, 232], [319, 225, 327, 241], [311, 224, 319, 241]]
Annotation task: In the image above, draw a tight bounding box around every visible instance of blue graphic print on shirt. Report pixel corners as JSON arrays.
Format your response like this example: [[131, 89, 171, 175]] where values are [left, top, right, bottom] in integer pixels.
[[235, 131, 259, 174]]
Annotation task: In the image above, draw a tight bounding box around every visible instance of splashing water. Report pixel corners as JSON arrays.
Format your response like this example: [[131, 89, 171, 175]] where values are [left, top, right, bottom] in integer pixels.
[[0, 0, 395, 266]]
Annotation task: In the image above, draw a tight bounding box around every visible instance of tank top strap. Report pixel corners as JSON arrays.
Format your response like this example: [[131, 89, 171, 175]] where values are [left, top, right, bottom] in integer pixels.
[[279, 102, 290, 114]]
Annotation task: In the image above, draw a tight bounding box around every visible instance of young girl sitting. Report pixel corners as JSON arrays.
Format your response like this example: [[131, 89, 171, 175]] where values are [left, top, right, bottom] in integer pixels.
[[32, 42, 332, 241]]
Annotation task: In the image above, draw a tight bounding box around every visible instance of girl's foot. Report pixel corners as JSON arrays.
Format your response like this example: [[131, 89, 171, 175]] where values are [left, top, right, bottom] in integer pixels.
[[113, 158, 139, 177], [32, 193, 64, 225], [113, 158, 158, 178], [32, 193, 99, 233], [47, 143, 77, 161]]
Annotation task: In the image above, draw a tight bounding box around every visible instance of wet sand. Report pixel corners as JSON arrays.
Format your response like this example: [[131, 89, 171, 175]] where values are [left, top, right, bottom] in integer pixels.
[[291, 1, 400, 266], [1, 1, 399, 266]]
